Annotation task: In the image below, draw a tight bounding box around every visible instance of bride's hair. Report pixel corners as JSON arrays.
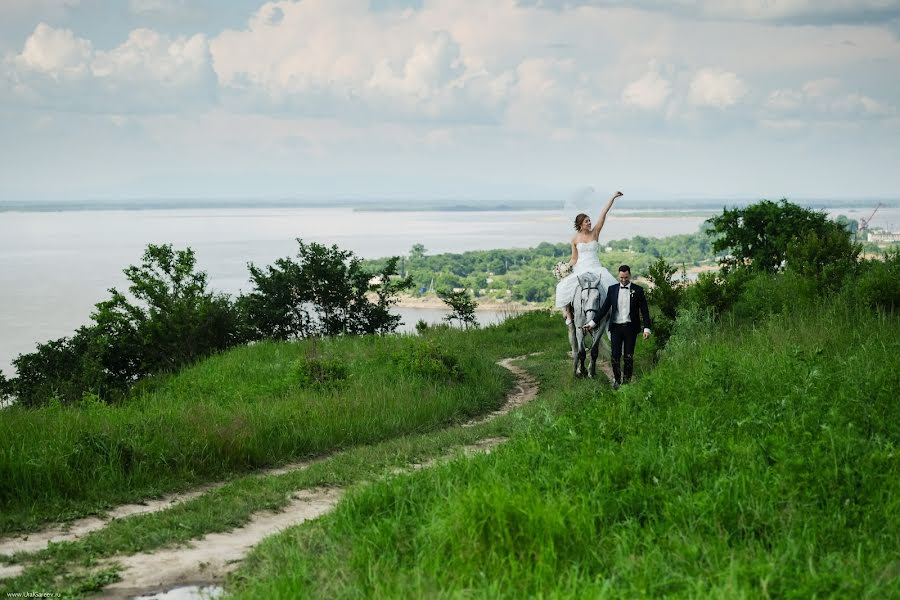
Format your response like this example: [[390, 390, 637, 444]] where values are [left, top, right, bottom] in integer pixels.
[[574, 213, 589, 231]]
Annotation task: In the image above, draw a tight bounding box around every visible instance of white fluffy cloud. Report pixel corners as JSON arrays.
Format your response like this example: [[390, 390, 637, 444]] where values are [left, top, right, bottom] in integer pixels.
[[16, 22, 92, 77], [208, 0, 521, 123], [621, 65, 671, 110], [3, 23, 216, 112], [688, 68, 747, 109]]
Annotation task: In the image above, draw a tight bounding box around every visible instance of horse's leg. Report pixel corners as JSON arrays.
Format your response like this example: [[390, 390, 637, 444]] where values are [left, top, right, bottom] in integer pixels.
[[575, 330, 587, 378], [567, 321, 577, 360], [589, 333, 600, 379], [577, 331, 587, 378]]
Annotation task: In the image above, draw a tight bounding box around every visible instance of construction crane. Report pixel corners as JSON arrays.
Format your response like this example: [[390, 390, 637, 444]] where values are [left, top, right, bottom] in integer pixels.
[[857, 203, 882, 240]]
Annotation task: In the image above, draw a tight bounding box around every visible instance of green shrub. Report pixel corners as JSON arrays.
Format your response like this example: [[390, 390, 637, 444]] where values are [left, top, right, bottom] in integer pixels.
[[393, 340, 463, 381], [294, 350, 348, 389], [730, 269, 819, 324], [786, 224, 860, 293], [682, 267, 753, 318], [854, 250, 900, 313]]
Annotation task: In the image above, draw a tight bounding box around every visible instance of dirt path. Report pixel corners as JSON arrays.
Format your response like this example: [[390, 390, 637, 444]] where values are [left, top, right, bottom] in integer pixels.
[[0, 457, 331, 563], [1, 354, 542, 597]]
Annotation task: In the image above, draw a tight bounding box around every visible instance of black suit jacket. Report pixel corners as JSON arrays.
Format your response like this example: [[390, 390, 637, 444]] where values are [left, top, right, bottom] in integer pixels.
[[597, 283, 652, 332]]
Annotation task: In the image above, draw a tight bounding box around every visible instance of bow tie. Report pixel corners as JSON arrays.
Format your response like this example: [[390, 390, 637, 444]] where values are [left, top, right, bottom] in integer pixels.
[[620, 285, 629, 289]]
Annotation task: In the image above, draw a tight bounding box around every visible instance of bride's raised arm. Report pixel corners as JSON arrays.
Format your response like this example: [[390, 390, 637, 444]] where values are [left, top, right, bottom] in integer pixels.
[[590, 191, 623, 240]]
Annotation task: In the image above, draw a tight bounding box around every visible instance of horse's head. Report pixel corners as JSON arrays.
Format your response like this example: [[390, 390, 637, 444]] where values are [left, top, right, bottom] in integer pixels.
[[574, 272, 604, 327]]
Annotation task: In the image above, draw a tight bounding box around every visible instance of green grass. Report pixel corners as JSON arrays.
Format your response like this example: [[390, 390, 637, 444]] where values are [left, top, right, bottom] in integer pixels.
[[227, 302, 900, 598], [0, 312, 560, 534]]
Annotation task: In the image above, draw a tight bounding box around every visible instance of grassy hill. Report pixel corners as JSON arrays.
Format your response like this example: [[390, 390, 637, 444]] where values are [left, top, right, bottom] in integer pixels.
[[228, 302, 900, 598]]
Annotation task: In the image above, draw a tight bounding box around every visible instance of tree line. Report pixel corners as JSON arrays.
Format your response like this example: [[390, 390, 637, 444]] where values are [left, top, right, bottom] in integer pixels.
[[2, 200, 894, 408], [0, 241, 411, 407]]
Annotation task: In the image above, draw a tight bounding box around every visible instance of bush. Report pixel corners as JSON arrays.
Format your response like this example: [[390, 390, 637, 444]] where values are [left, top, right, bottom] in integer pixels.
[[294, 346, 349, 389], [682, 267, 753, 318], [854, 250, 900, 313], [393, 340, 463, 382], [786, 224, 860, 293], [730, 270, 819, 324], [707, 199, 853, 274], [242, 241, 411, 340], [438, 289, 478, 329], [645, 257, 686, 348]]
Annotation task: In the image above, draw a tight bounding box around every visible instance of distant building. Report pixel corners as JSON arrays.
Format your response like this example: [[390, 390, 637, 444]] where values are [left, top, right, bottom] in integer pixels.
[[867, 229, 900, 244]]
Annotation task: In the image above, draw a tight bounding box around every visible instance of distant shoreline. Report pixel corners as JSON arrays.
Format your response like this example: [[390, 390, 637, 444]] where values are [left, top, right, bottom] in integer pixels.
[[385, 293, 545, 312], [2, 198, 895, 214]]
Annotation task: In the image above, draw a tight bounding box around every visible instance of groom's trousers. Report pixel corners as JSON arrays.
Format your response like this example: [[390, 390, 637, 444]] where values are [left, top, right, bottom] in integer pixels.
[[609, 322, 638, 383]]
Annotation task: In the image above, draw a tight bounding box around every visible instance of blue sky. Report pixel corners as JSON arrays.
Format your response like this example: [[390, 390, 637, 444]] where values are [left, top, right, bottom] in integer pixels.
[[1, 0, 899, 202]]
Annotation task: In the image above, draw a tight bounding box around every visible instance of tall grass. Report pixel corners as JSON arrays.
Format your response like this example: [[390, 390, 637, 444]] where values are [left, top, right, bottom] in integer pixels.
[[230, 301, 900, 598], [0, 312, 560, 533]]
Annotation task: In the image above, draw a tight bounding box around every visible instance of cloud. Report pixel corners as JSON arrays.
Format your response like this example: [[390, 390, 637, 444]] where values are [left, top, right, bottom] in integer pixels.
[[209, 0, 518, 123], [3, 23, 217, 112], [517, 0, 900, 25], [16, 22, 92, 77], [765, 77, 895, 119], [621, 64, 671, 110], [688, 68, 747, 109]]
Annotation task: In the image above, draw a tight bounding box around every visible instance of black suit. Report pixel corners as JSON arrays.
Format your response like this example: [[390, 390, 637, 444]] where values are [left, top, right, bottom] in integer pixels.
[[596, 283, 652, 384]]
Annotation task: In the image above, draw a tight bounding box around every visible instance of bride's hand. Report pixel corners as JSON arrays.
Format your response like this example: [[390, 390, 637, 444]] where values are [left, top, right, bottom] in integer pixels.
[[614, 191, 623, 198]]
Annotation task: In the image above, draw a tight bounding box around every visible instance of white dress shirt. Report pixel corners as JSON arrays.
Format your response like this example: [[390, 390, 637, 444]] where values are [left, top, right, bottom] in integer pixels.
[[613, 284, 651, 334], [615, 285, 631, 324]]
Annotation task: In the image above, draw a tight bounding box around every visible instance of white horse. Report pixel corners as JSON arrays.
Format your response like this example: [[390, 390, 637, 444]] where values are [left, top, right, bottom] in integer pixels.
[[567, 272, 610, 379]]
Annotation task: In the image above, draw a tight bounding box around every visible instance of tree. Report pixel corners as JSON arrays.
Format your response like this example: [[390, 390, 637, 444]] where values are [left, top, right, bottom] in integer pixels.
[[10, 244, 244, 406], [0, 370, 13, 404], [439, 289, 478, 329], [242, 240, 411, 340], [645, 257, 685, 347], [786, 224, 861, 292], [409, 243, 427, 261], [707, 199, 845, 273], [835, 214, 859, 236], [92, 244, 244, 377], [359, 257, 413, 335]]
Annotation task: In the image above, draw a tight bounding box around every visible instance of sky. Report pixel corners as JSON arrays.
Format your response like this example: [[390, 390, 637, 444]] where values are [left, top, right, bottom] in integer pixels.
[[1, 0, 899, 203]]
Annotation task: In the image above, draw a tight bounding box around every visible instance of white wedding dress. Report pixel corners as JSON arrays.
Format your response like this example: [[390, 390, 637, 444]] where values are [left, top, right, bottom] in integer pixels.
[[554, 240, 617, 308]]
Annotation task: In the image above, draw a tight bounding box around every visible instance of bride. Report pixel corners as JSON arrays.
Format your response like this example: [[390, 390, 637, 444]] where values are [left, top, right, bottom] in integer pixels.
[[555, 191, 623, 324]]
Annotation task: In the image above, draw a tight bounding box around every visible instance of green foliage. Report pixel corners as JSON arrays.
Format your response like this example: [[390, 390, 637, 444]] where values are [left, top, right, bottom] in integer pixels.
[[230, 301, 900, 598], [11, 244, 245, 407], [294, 356, 348, 389], [242, 240, 411, 340], [786, 223, 861, 292], [409, 243, 427, 261], [9, 327, 107, 406], [364, 231, 719, 304], [682, 267, 753, 319], [834, 214, 859, 235], [92, 244, 246, 377], [645, 257, 685, 347], [439, 289, 478, 329], [854, 249, 900, 313], [392, 340, 462, 381], [729, 269, 818, 324], [707, 199, 842, 273], [364, 256, 413, 335], [0, 370, 9, 402], [0, 314, 558, 534]]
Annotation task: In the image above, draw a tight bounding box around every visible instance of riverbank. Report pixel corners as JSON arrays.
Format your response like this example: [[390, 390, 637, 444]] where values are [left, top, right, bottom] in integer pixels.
[[390, 293, 544, 311]]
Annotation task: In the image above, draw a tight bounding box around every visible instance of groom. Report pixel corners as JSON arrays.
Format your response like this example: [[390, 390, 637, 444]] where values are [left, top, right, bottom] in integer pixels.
[[586, 264, 651, 389]]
